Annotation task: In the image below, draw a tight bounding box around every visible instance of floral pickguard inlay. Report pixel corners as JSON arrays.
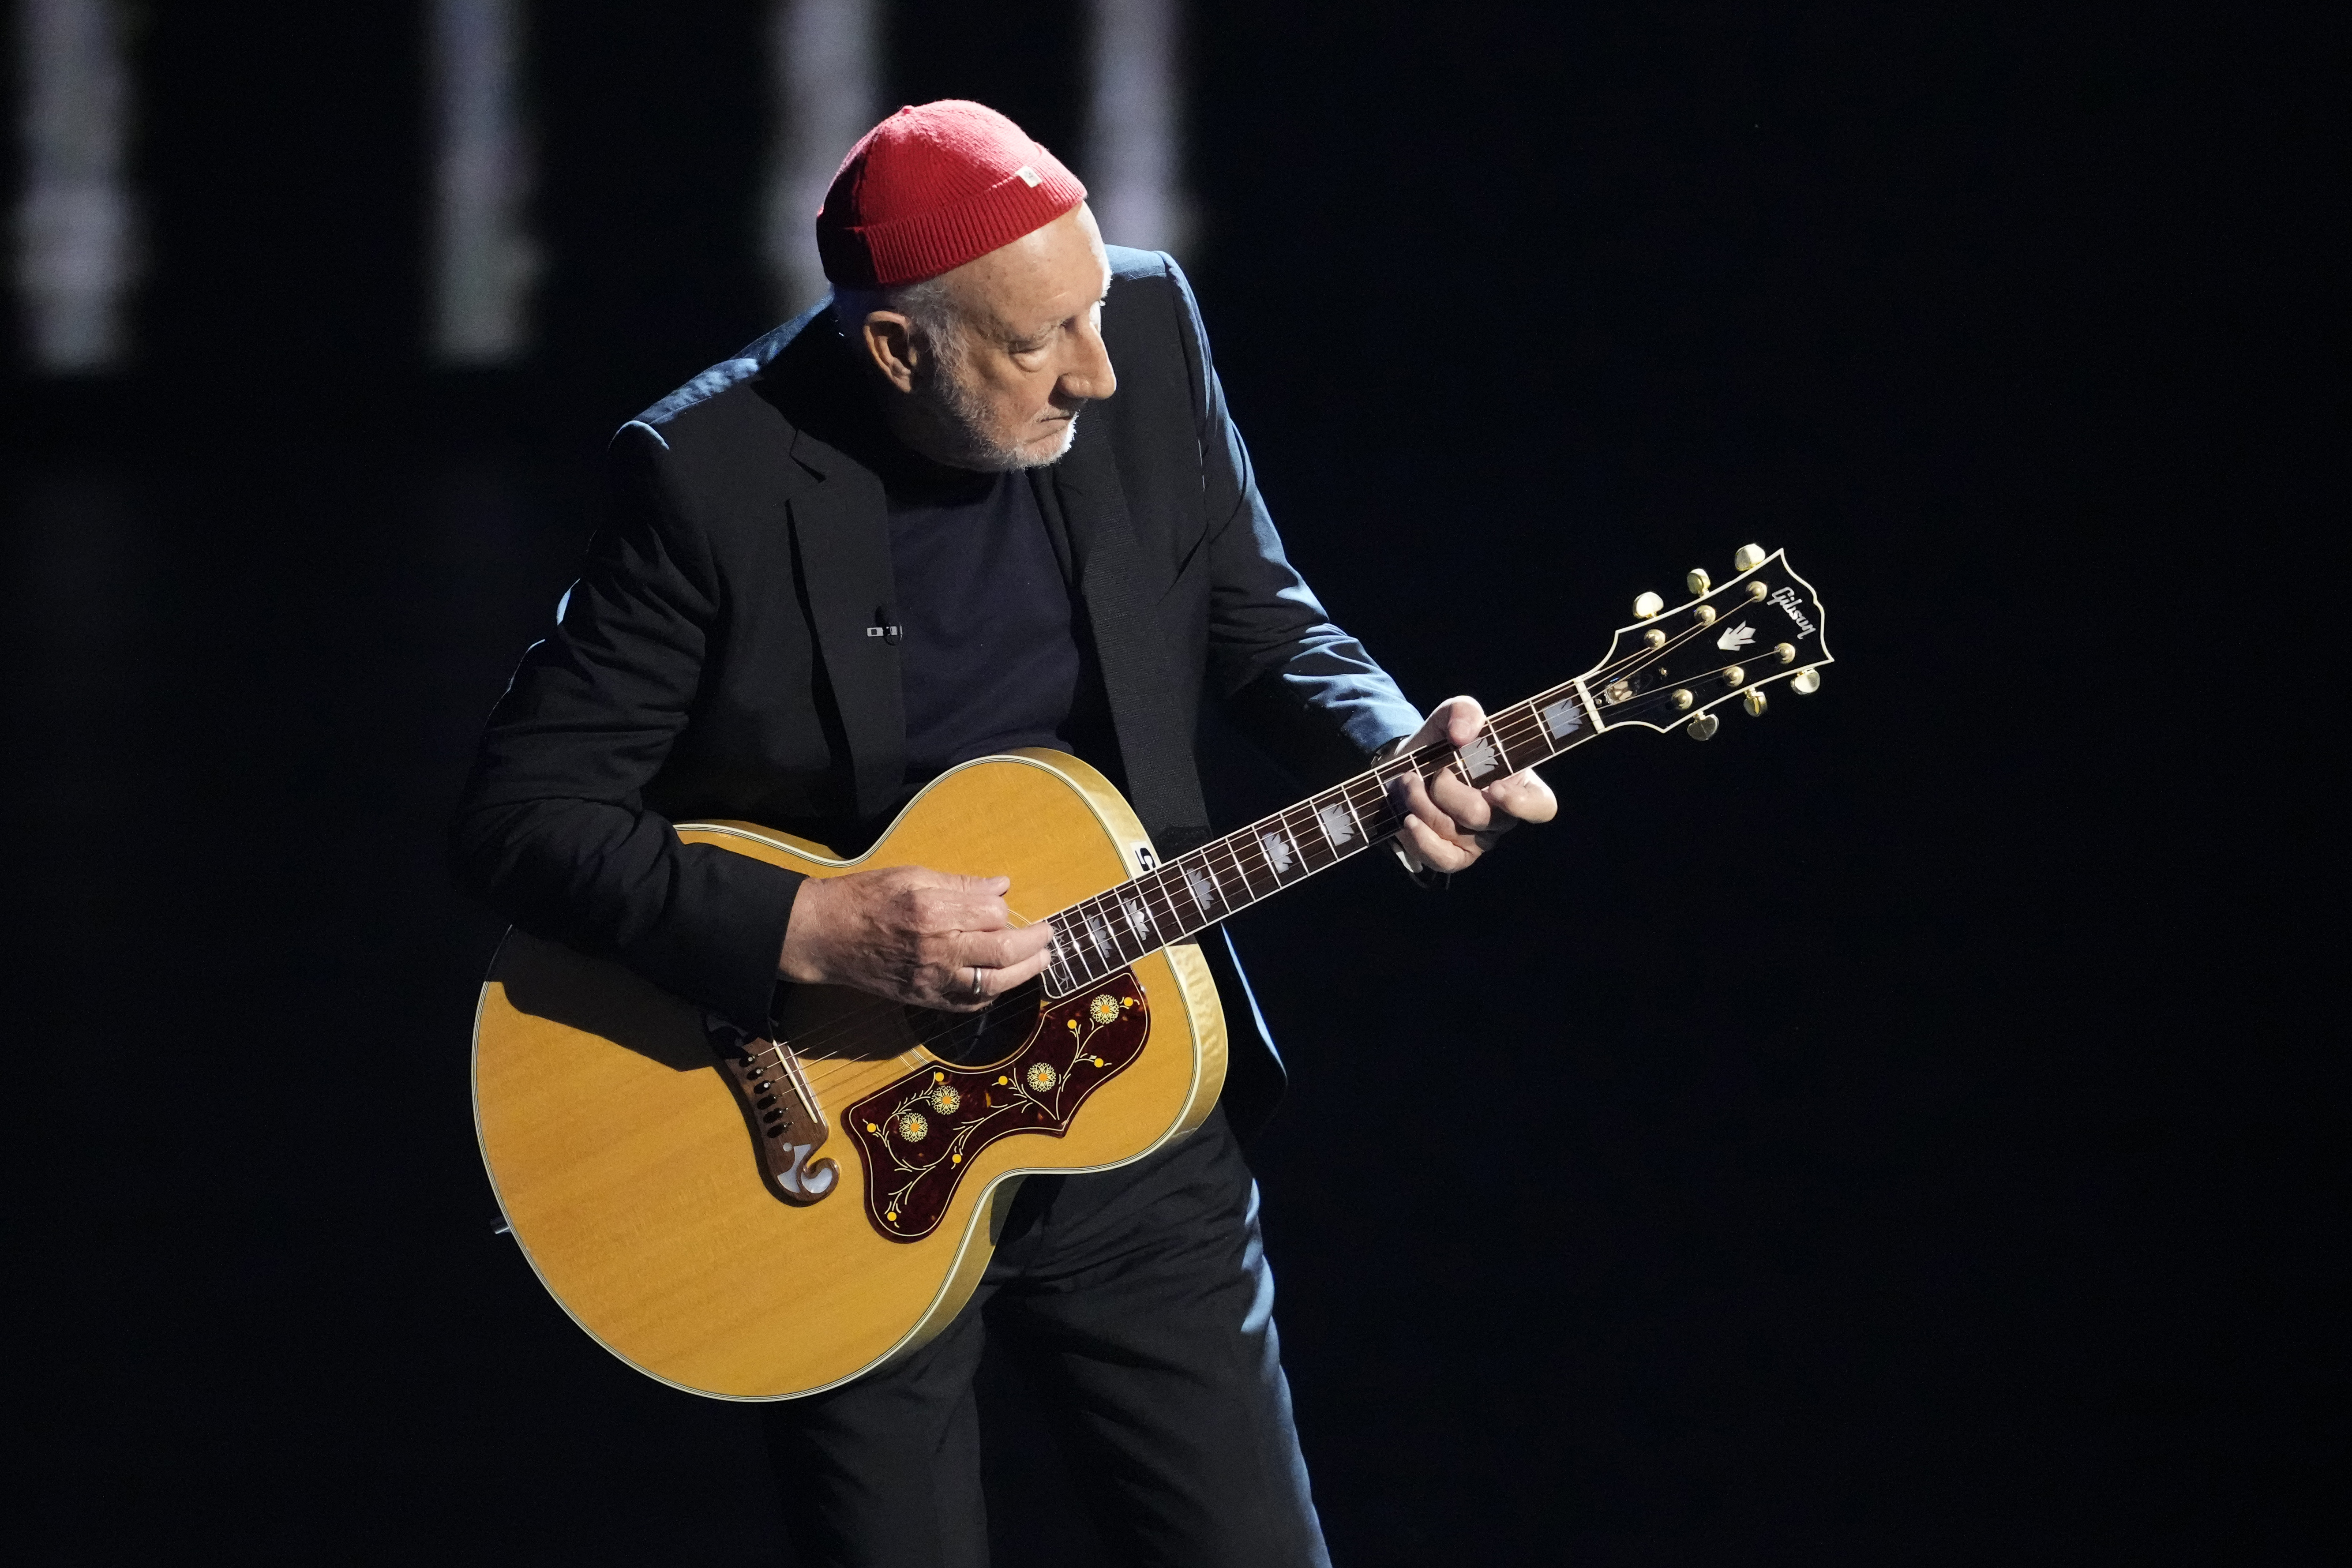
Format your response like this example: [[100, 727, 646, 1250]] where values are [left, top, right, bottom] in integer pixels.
[[844, 971, 1151, 1241]]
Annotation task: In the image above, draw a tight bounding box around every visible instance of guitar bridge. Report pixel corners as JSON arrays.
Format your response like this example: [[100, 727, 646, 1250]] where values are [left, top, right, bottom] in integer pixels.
[[706, 1017, 839, 1205]]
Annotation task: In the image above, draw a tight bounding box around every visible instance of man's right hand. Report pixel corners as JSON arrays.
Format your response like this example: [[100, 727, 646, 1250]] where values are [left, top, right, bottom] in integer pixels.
[[777, 867, 1054, 1012]]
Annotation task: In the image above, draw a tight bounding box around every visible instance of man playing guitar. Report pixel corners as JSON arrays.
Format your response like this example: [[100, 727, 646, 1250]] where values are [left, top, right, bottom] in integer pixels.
[[454, 100, 1553, 1566]]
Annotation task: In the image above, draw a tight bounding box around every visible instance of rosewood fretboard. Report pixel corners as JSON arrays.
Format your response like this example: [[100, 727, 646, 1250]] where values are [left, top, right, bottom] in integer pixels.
[[1039, 678, 1601, 995]]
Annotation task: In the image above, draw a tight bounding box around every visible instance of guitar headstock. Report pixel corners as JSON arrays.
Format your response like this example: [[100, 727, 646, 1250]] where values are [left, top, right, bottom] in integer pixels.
[[1583, 545, 1833, 739]]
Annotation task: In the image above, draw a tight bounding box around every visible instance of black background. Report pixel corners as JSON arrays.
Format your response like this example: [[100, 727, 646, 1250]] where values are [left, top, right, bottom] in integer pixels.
[[8, 2, 2337, 1561]]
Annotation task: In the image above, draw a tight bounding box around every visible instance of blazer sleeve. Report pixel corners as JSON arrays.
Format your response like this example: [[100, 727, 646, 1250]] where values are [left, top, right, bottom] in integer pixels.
[[448, 420, 803, 1030], [1158, 258, 1424, 783]]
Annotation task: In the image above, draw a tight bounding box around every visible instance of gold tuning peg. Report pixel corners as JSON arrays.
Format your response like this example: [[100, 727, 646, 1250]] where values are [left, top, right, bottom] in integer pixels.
[[1686, 713, 1720, 741], [1742, 688, 1768, 717], [1791, 667, 1822, 695], [1686, 568, 1712, 594], [1633, 591, 1664, 619], [1733, 543, 1767, 572]]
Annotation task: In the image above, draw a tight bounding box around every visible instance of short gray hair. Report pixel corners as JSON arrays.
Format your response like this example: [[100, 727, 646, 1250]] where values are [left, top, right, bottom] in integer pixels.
[[832, 276, 962, 352]]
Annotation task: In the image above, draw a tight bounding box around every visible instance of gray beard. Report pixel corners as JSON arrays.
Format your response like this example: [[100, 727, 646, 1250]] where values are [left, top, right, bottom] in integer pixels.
[[915, 348, 1078, 473]]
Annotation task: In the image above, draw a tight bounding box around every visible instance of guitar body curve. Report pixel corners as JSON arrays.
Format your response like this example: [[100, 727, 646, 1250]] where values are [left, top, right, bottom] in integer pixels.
[[473, 749, 1229, 1401]]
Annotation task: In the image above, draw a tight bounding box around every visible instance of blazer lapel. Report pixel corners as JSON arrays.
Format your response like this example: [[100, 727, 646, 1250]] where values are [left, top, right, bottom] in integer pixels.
[[1039, 431, 1209, 850], [786, 425, 905, 825]]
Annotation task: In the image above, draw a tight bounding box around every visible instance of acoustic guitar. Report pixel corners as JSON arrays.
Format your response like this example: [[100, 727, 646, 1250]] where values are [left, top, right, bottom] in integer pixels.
[[474, 544, 1833, 1399]]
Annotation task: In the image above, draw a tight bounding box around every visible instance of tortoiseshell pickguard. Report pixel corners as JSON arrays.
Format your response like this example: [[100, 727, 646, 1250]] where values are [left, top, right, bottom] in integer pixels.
[[845, 972, 1150, 1242]]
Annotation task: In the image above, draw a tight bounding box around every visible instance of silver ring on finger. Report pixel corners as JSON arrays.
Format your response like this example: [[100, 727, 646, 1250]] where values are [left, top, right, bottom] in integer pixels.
[[964, 964, 986, 1000]]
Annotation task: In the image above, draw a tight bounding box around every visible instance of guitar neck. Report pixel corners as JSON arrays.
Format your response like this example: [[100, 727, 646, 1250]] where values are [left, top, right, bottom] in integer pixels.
[[1040, 676, 1603, 995]]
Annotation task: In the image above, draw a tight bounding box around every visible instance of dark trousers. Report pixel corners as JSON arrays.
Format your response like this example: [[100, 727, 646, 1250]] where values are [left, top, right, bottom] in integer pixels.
[[762, 1107, 1330, 1568]]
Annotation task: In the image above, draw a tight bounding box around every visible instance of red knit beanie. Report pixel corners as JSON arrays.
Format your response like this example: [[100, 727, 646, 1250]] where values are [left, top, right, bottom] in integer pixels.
[[816, 101, 1088, 289]]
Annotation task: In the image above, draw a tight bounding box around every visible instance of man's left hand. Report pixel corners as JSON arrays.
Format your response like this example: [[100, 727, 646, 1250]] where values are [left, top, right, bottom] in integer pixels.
[[1386, 696, 1559, 875]]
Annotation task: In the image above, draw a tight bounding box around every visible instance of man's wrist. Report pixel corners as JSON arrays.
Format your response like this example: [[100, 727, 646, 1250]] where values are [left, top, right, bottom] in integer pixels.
[[777, 875, 829, 984]]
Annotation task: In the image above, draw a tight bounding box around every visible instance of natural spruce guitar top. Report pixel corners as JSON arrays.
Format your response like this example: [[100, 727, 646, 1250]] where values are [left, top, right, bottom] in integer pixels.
[[472, 544, 1835, 1400]]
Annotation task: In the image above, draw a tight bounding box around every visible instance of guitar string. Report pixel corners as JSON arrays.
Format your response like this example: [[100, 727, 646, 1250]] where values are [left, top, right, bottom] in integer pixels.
[[1010, 614, 1755, 979], [766, 665, 1759, 1092], [773, 755, 1463, 1082], [776, 770, 1437, 1091], [762, 750, 1444, 1072], [759, 612, 1808, 1084], [716, 622, 1813, 1219], [769, 687, 1686, 1094], [758, 650, 1760, 1088]]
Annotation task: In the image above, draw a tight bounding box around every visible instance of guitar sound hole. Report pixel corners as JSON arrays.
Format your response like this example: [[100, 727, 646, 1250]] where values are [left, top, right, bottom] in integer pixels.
[[909, 993, 1048, 1068]]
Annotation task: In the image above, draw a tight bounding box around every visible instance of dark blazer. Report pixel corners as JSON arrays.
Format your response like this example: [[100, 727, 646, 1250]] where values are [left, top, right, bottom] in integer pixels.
[[451, 247, 1419, 1134]]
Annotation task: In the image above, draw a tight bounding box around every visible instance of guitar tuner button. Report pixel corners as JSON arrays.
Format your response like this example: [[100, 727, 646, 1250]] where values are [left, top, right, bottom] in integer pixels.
[[1633, 591, 1664, 619], [1792, 667, 1823, 694], [1687, 568, 1712, 594], [1743, 689, 1768, 717], [1734, 543, 1767, 571], [1687, 713, 1720, 741]]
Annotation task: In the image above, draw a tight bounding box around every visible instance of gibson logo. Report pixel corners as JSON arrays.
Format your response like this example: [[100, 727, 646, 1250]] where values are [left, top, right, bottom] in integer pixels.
[[1768, 586, 1817, 639]]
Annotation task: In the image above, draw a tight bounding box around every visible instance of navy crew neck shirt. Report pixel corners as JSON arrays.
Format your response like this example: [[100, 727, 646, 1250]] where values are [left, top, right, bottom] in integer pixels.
[[880, 459, 1119, 800]]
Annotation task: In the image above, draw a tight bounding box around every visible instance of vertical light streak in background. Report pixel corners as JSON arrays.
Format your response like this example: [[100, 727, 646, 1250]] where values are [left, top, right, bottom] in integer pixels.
[[15, 0, 140, 372], [430, 0, 539, 364], [764, 0, 878, 316], [1084, 0, 1191, 257]]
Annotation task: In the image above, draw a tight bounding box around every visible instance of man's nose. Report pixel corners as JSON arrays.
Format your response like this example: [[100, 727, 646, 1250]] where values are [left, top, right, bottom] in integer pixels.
[[1058, 325, 1117, 404]]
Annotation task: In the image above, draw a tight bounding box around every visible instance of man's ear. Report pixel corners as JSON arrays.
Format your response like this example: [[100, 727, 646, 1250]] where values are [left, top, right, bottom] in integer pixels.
[[859, 312, 919, 394]]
